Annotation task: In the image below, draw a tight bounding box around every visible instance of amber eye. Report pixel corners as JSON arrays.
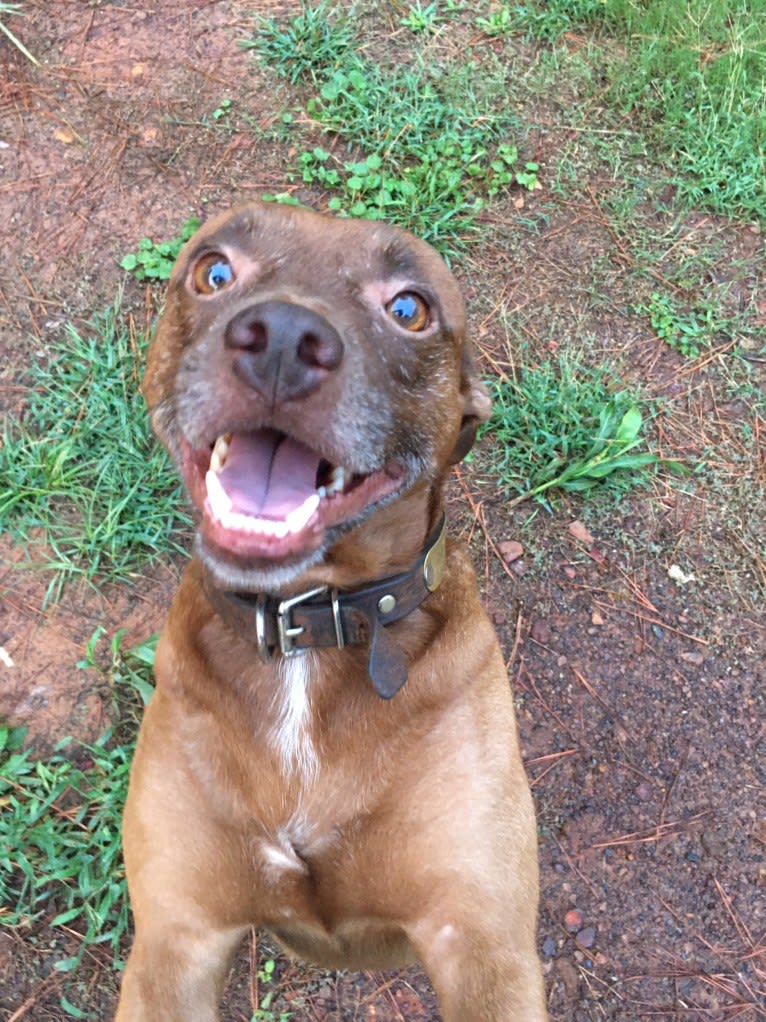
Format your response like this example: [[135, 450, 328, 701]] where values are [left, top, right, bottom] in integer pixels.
[[192, 253, 235, 295], [385, 291, 430, 332]]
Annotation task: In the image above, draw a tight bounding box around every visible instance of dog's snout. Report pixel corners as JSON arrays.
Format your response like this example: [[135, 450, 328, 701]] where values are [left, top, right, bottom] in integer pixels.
[[224, 300, 344, 401]]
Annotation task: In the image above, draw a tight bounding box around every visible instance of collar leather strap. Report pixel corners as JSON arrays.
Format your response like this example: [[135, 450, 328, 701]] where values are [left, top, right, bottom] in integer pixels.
[[202, 516, 447, 700]]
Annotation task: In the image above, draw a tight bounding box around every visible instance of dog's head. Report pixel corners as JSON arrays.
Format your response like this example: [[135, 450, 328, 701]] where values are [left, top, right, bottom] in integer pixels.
[[145, 202, 490, 591]]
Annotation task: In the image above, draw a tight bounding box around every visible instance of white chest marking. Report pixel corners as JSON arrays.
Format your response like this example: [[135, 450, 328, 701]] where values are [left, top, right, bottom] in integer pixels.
[[271, 653, 319, 779]]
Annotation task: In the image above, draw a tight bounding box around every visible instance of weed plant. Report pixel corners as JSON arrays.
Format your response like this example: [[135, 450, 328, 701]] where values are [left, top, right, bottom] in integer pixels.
[[0, 300, 188, 602], [251, 956, 291, 1021], [478, 0, 605, 40], [120, 216, 200, 282], [481, 355, 667, 506], [640, 292, 716, 359], [248, 6, 537, 251]]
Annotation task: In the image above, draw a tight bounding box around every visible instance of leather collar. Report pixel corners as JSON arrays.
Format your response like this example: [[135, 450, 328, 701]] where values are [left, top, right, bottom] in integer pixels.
[[202, 516, 447, 699]]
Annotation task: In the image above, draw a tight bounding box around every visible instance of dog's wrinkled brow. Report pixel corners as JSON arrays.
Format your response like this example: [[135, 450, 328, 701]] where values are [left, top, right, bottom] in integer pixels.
[[378, 234, 424, 279]]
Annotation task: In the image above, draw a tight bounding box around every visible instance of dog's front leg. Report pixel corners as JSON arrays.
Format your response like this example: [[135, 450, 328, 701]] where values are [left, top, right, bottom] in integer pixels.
[[114, 697, 253, 1022], [115, 919, 247, 1022], [408, 913, 548, 1022]]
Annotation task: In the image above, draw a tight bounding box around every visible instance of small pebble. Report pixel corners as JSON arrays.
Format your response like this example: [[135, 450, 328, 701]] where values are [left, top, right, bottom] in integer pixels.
[[542, 936, 557, 957], [576, 926, 596, 949], [568, 520, 595, 546], [498, 540, 523, 563], [564, 908, 583, 932], [531, 619, 552, 645], [679, 650, 705, 665]]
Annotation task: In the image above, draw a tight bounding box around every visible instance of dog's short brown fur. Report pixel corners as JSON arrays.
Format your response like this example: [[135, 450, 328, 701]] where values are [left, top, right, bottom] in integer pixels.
[[115, 203, 548, 1021]]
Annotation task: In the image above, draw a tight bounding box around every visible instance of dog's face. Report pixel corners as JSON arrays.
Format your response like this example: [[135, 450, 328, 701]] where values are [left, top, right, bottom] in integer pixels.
[[144, 202, 490, 591]]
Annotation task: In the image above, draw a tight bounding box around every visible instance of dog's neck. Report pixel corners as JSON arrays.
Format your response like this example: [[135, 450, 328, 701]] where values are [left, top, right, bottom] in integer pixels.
[[202, 516, 447, 699]]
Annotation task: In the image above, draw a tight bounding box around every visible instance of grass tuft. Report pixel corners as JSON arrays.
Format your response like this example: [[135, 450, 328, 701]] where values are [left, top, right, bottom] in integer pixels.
[[241, 0, 355, 83], [0, 298, 188, 602], [482, 0, 766, 220], [0, 631, 155, 986]]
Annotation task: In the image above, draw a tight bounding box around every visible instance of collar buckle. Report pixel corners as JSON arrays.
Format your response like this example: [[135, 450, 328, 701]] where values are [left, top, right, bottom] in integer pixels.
[[276, 584, 327, 657], [275, 584, 344, 657], [205, 515, 447, 695]]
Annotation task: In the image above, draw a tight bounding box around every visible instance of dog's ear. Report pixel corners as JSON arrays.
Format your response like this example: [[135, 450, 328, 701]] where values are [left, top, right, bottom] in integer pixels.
[[448, 346, 492, 464]]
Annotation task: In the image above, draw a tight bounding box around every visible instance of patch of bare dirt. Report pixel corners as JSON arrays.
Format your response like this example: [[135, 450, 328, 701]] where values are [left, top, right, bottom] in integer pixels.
[[0, 533, 180, 751], [1, 4, 763, 1021]]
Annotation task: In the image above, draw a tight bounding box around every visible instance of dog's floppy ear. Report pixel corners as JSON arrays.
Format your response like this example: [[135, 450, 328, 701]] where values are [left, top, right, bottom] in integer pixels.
[[448, 346, 493, 464]]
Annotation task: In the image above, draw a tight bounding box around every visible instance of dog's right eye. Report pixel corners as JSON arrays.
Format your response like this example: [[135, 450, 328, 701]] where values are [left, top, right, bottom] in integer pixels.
[[192, 253, 236, 295], [385, 291, 430, 332]]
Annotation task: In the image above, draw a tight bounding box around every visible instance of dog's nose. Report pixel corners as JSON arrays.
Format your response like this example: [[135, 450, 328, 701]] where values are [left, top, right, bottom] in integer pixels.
[[224, 300, 344, 401]]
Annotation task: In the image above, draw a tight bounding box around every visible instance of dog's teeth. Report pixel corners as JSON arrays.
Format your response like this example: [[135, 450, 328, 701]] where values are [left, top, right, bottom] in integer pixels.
[[210, 495, 318, 539], [210, 434, 231, 473], [286, 494, 320, 532], [205, 470, 233, 516], [326, 466, 346, 495]]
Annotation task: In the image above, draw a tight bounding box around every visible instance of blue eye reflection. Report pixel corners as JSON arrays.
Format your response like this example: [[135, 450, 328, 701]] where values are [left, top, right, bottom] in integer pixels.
[[391, 294, 418, 321], [385, 291, 430, 331], [192, 252, 236, 294], [207, 261, 233, 289]]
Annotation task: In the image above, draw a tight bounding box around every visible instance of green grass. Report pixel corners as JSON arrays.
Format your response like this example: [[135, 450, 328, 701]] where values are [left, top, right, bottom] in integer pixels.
[[0, 631, 155, 1013], [480, 354, 671, 507], [242, 0, 355, 82], [247, 6, 537, 251], [478, 0, 765, 220], [0, 2, 39, 64], [0, 298, 188, 603], [0, 630, 300, 1020], [477, 0, 605, 40]]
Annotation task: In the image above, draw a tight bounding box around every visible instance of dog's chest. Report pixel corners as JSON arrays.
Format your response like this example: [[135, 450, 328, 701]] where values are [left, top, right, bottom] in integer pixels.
[[269, 653, 320, 779]]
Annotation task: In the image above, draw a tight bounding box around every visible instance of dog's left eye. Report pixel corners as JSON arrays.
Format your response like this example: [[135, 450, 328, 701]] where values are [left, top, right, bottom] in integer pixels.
[[385, 292, 430, 332], [192, 253, 236, 295]]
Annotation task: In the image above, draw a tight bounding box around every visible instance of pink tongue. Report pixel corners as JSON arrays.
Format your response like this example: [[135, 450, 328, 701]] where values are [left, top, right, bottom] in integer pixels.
[[217, 430, 321, 519]]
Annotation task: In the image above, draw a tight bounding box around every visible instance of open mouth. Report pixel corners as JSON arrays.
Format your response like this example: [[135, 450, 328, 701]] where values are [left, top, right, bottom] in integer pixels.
[[185, 429, 406, 563]]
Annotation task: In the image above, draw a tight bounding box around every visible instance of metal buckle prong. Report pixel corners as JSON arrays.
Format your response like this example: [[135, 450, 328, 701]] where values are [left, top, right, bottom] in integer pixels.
[[276, 585, 328, 657], [330, 587, 345, 649]]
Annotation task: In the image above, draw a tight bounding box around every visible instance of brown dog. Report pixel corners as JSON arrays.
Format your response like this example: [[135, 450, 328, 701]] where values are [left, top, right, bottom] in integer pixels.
[[115, 202, 547, 1021]]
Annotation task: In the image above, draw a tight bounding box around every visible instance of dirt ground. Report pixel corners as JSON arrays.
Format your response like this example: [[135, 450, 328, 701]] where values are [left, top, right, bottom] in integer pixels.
[[1, 3, 764, 1020]]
